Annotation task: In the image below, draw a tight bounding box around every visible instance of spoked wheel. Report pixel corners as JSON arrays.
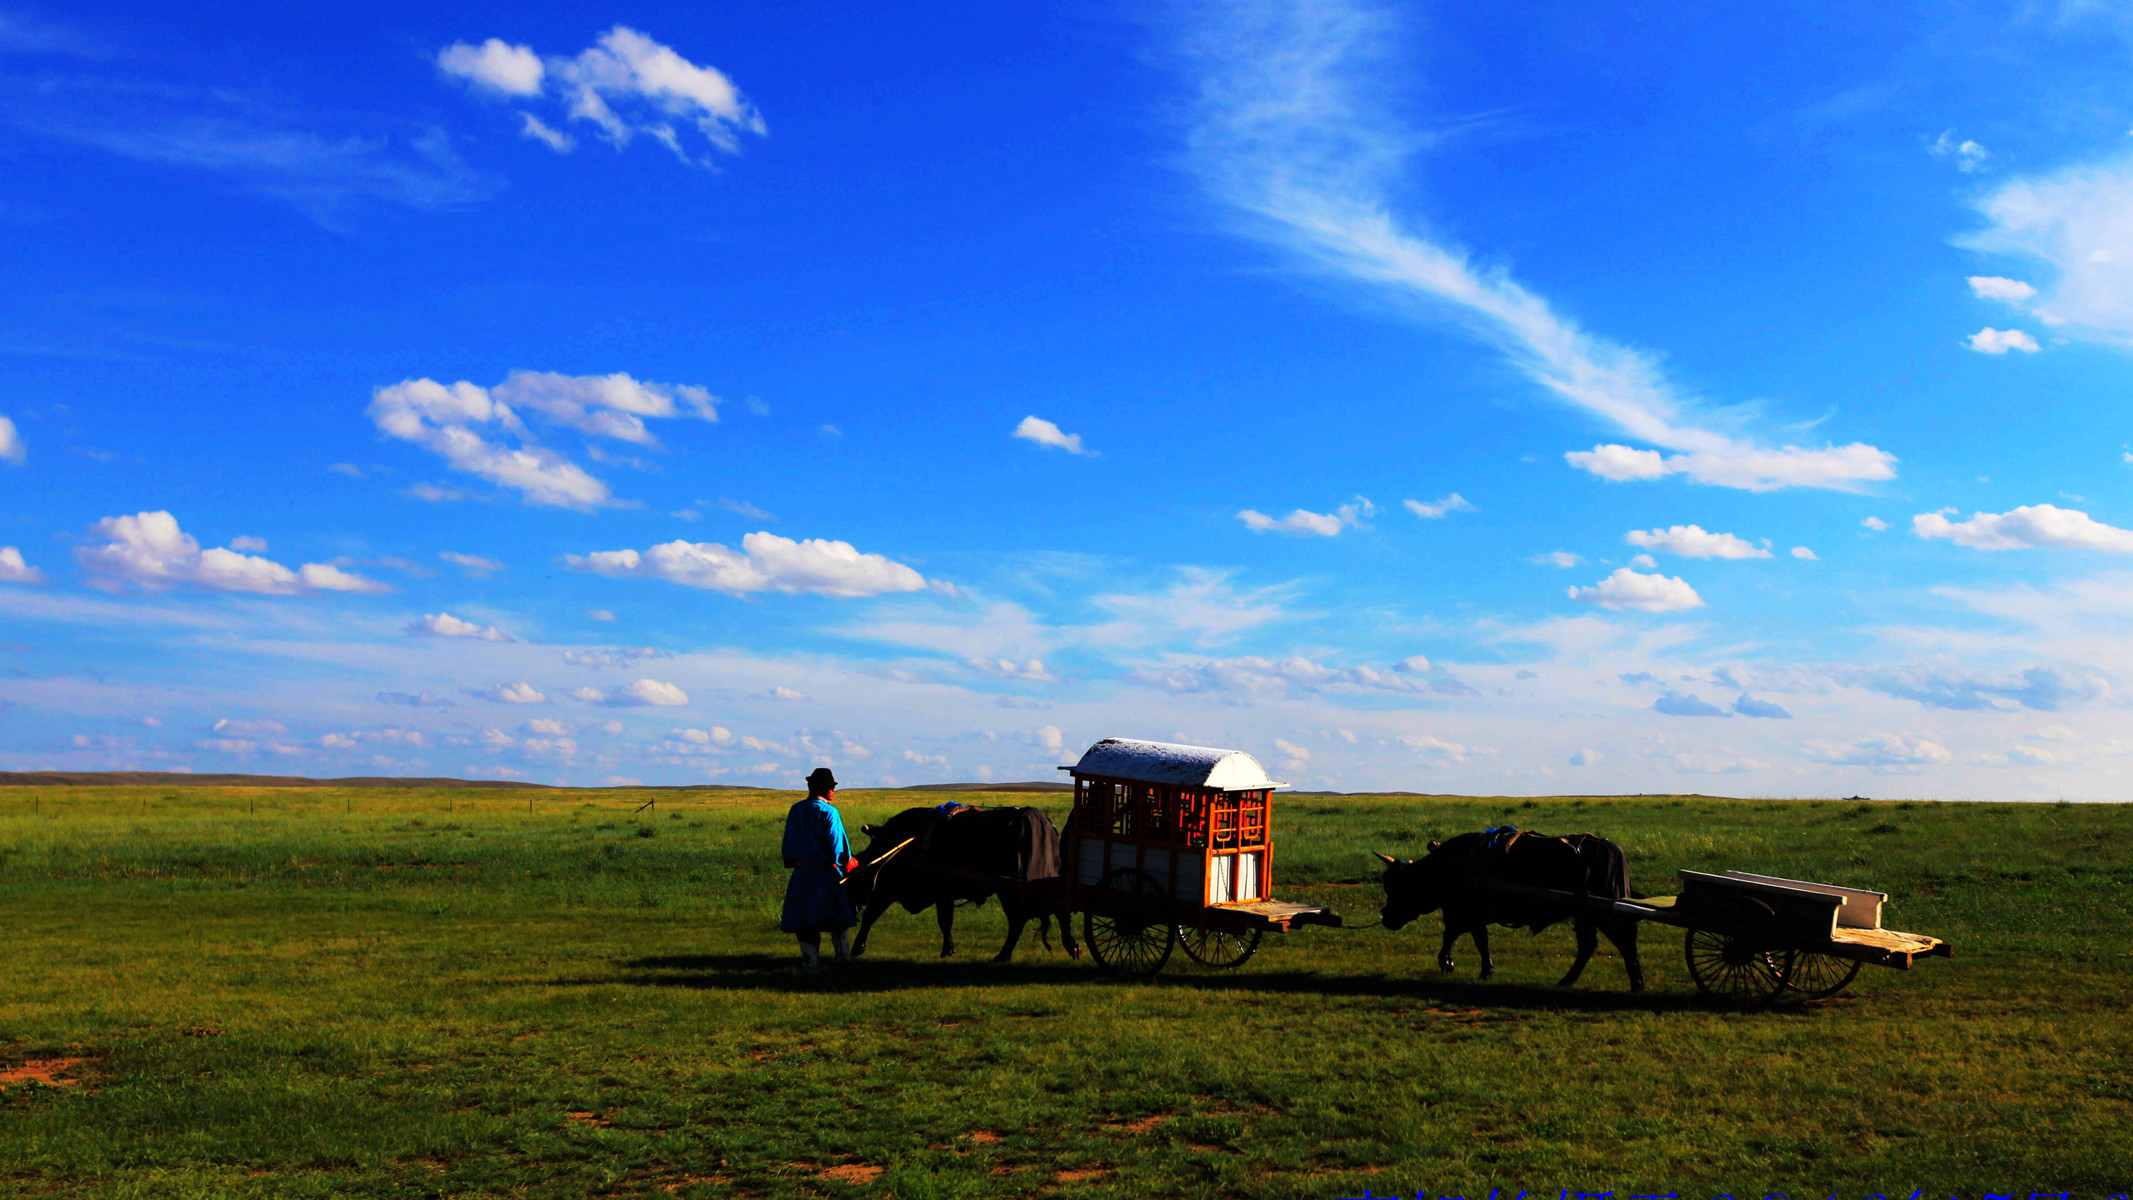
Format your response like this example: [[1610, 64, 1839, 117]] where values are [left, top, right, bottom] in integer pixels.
[[1176, 924, 1262, 970], [1777, 950, 1862, 1001], [1684, 895, 1786, 1005], [1082, 868, 1176, 978]]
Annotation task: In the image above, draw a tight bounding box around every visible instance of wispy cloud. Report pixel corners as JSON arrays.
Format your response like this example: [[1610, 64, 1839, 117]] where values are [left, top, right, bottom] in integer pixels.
[[2, 31, 501, 230], [1175, 0, 1894, 492]]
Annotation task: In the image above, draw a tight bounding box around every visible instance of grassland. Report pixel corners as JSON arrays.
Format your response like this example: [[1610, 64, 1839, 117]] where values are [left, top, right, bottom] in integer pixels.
[[1, 785, 2128, 1198]]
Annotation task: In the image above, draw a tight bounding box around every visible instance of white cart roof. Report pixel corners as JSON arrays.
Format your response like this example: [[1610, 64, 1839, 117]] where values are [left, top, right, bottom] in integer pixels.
[[1066, 737, 1285, 792]]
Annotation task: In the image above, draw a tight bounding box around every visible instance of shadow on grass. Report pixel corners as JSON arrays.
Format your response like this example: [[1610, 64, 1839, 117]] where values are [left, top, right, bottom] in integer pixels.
[[545, 953, 1804, 1015]]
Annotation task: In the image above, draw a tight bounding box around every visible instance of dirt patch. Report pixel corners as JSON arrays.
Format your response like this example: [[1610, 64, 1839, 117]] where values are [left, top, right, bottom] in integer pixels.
[[0, 1058, 88, 1088], [565, 1111, 613, 1128], [1056, 1165, 1109, 1182], [185, 1027, 225, 1038], [965, 1130, 1002, 1144], [1122, 1114, 1166, 1134], [662, 1175, 728, 1192], [818, 1164, 883, 1184]]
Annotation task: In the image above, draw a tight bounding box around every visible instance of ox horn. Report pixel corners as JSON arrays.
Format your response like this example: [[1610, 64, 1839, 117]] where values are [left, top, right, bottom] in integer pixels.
[[1372, 851, 1398, 865]]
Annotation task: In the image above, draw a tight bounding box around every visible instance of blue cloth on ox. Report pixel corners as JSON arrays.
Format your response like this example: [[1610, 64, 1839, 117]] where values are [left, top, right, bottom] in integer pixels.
[[1479, 825, 1520, 854], [780, 797, 854, 932]]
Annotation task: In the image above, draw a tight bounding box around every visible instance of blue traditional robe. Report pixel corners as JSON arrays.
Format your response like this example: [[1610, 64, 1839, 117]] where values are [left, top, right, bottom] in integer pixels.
[[780, 796, 854, 932]]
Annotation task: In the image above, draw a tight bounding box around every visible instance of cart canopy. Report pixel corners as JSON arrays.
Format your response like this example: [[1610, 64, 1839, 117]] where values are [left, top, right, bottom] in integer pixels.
[[1068, 737, 1284, 792]]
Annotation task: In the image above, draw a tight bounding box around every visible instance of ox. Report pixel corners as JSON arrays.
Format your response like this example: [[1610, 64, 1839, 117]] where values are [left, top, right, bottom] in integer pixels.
[[847, 804, 1080, 964], [1374, 828, 1644, 991]]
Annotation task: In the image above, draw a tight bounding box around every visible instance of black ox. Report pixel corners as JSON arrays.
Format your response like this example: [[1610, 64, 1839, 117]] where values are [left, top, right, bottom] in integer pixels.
[[847, 805, 1080, 964], [1374, 829, 1645, 991]]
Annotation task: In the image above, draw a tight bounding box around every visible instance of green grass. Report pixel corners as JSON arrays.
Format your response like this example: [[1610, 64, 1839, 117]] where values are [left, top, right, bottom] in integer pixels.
[[2, 787, 2129, 1198]]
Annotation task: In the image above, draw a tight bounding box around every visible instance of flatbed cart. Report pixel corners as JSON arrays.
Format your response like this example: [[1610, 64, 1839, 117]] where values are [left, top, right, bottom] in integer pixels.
[[1482, 867, 1950, 1003], [1055, 738, 1343, 977]]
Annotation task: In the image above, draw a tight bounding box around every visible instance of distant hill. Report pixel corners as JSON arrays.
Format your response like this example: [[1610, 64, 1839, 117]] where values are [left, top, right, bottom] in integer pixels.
[[0, 771, 748, 790], [898, 781, 1072, 793]]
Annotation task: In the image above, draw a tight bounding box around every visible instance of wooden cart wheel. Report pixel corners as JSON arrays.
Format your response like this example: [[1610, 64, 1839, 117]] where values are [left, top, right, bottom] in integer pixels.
[[1083, 868, 1176, 978], [1176, 925, 1262, 970], [1683, 895, 1786, 1005], [1777, 950, 1862, 1000]]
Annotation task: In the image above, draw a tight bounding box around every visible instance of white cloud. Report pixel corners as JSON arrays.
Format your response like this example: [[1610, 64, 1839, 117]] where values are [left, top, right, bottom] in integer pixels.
[[1532, 551, 1582, 568], [437, 38, 545, 95], [1568, 748, 1600, 766], [573, 678, 689, 707], [587, 608, 616, 621], [1177, 3, 1895, 493], [227, 535, 267, 552], [439, 26, 764, 165], [473, 681, 547, 704], [1238, 497, 1374, 536], [1966, 327, 2040, 354], [1013, 415, 1095, 456], [1273, 737, 1311, 765], [521, 719, 570, 736], [564, 531, 929, 598], [1862, 516, 1889, 531], [439, 551, 504, 577], [1624, 524, 1770, 560], [1791, 546, 1818, 560], [967, 657, 1056, 682], [76, 511, 387, 595], [407, 611, 513, 641], [1564, 442, 1896, 491], [0, 547, 45, 584], [765, 685, 809, 701], [1629, 553, 1656, 568], [213, 718, 286, 737], [1568, 567, 1705, 613], [0, 414, 25, 465], [1404, 493, 1473, 519], [671, 726, 733, 745], [299, 563, 389, 593], [1968, 275, 2037, 303], [492, 370, 717, 444], [1913, 504, 2133, 552], [1802, 733, 1953, 768], [368, 378, 606, 508], [368, 371, 718, 509], [1930, 130, 1990, 173]]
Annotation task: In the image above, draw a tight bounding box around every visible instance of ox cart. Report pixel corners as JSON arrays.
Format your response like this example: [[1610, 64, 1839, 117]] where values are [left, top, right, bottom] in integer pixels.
[[1053, 738, 1342, 977], [1481, 866, 1950, 1003]]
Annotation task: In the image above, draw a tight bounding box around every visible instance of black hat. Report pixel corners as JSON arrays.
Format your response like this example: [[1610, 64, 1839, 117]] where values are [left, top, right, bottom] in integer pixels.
[[806, 767, 838, 792]]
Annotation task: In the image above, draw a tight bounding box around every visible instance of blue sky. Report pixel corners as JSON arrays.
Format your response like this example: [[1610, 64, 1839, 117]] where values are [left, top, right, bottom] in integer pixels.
[[4, 0, 2132, 795]]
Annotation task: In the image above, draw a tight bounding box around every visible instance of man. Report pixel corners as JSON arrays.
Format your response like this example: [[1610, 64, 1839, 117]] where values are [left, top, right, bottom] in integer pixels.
[[781, 767, 858, 975]]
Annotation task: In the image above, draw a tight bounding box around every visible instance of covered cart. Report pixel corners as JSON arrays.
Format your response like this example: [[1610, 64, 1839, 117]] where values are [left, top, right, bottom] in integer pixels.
[[1059, 737, 1341, 976]]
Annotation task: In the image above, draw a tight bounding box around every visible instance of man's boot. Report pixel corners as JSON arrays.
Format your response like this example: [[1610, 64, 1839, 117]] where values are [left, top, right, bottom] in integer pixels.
[[794, 943, 822, 976], [830, 932, 852, 967]]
